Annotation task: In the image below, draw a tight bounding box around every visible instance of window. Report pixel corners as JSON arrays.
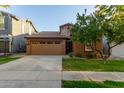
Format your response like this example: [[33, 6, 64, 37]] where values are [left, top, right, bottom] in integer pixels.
[[47, 41, 53, 44], [0, 16, 5, 30], [85, 44, 93, 51], [55, 41, 60, 44], [40, 42, 45, 44], [32, 41, 40, 44]]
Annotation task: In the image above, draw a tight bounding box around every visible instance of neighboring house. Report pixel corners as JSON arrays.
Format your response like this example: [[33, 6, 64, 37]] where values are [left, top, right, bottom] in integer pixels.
[[0, 11, 37, 53], [102, 36, 124, 58], [25, 23, 103, 58], [111, 44, 124, 58]]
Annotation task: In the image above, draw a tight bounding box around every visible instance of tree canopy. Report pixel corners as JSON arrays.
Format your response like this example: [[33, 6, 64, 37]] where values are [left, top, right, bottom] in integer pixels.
[[0, 5, 9, 9], [70, 5, 124, 59], [95, 5, 124, 48]]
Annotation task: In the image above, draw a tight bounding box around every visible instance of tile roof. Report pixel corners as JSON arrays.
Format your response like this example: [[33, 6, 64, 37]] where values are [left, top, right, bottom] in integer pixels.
[[60, 23, 73, 28], [25, 31, 70, 39]]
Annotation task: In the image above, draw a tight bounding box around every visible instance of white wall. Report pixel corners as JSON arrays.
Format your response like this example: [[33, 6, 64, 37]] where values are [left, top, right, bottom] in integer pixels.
[[112, 44, 124, 57]]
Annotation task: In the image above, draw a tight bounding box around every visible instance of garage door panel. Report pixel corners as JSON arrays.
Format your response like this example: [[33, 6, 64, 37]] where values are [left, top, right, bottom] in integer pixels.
[[31, 44, 65, 55]]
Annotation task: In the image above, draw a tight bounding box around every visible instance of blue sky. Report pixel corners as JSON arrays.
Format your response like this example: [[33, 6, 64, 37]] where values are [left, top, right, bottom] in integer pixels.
[[0, 5, 95, 32]]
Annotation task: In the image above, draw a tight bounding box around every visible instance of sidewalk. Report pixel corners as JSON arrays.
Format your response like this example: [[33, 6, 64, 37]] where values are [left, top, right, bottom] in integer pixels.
[[62, 71, 124, 81]]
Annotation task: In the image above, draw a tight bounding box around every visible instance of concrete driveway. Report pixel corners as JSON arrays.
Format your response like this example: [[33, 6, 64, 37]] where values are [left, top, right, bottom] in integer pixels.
[[0, 55, 62, 88]]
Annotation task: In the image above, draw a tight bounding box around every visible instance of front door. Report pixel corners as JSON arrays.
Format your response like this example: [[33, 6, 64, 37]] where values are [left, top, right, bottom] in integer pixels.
[[66, 40, 72, 54]]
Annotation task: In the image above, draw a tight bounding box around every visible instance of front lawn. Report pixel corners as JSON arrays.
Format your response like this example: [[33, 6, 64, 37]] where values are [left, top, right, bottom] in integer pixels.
[[62, 80, 124, 88], [63, 58, 124, 72], [0, 57, 19, 65]]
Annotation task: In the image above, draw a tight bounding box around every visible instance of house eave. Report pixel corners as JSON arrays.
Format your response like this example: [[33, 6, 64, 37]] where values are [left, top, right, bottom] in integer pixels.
[[25, 37, 70, 39]]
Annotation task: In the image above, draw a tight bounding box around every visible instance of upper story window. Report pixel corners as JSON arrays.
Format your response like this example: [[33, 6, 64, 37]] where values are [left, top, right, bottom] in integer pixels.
[[67, 26, 70, 30], [0, 16, 5, 30]]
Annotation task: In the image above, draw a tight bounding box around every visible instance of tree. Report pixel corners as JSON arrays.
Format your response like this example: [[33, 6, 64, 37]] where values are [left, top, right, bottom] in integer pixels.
[[70, 12, 104, 60], [70, 5, 124, 62], [95, 5, 124, 59], [0, 5, 9, 16], [0, 5, 9, 9]]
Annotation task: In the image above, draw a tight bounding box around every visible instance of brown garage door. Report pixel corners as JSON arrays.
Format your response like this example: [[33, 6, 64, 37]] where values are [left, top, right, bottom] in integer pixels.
[[30, 41, 65, 55]]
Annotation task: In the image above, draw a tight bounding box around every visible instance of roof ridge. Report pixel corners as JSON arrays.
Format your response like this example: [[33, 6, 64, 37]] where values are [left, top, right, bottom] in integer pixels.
[[41, 31, 59, 32]]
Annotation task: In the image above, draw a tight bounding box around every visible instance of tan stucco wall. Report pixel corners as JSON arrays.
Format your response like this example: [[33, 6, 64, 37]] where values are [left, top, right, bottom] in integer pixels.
[[12, 18, 36, 36]]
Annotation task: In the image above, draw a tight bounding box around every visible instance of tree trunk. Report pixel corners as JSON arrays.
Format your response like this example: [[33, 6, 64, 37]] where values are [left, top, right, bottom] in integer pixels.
[[103, 46, 111, 64], [90, 44, 111, 63]]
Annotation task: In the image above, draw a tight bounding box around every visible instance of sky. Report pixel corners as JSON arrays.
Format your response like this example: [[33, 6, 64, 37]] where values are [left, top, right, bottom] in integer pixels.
[[0, 5, 95, 32]]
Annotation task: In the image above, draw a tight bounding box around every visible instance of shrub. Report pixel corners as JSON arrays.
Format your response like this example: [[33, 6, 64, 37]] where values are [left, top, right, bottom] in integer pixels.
[[86, 53, 94, 58], [68, 52, 73, 57], [75, 53, 82, 57]]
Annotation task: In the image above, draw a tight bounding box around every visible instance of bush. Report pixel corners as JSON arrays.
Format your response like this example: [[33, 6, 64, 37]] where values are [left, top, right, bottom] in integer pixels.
[[86, 53, 94, 58], [68, 52, 73, 57], [75, 53, 82, 57]]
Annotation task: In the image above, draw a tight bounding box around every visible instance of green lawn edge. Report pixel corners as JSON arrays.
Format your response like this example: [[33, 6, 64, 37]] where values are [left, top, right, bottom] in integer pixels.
[[0, 57, 20, 65], [62, 80, 124, 88], [62, 58, 124, 72]]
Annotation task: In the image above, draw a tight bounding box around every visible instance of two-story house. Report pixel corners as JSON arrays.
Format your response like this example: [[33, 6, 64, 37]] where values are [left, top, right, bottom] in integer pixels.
[[0, 11, 37, 53], [25, 23, 103, 58]]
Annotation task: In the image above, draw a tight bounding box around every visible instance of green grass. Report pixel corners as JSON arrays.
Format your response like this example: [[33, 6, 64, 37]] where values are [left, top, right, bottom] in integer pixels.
[[63, 58, 124, 72], [62, 80, 124, 88], [0, 57, 19, 65]]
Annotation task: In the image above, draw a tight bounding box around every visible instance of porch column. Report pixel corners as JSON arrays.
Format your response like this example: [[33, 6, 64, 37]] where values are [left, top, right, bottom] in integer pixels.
[[8, 35, 12, 53]]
